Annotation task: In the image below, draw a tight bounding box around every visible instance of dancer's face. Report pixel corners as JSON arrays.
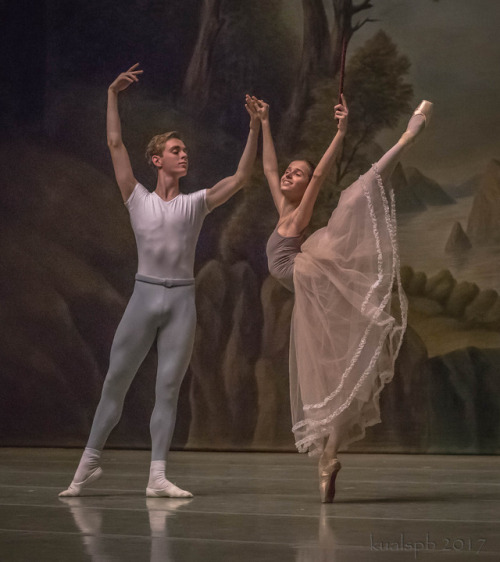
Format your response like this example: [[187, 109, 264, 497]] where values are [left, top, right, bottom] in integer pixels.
[[154, 138, 189, 176], [281, 161, 312, 201]]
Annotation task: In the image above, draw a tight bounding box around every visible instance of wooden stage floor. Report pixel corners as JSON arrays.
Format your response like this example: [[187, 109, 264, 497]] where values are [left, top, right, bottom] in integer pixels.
[[0, 449, 499, 561]]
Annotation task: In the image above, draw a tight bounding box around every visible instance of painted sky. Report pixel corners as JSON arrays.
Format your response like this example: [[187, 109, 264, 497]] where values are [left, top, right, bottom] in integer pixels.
[[287, 0, 500, 184]]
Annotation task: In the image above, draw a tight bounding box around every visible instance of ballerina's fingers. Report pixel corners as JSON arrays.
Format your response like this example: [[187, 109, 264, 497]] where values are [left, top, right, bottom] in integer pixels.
[[252, 96, 267, 109], [334, 94, 348, 114], [336, 109, 348, 131]]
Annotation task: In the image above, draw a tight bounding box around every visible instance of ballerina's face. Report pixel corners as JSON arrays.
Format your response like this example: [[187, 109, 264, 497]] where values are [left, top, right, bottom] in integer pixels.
[[281, 160, 312, 201]]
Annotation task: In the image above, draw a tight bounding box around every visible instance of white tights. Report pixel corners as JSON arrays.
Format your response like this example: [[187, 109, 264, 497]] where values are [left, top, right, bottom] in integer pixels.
[[59, 279, 196, 497]]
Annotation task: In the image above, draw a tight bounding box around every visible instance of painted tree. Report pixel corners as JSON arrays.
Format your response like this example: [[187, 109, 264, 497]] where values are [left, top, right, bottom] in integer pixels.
[[278, 0, 374, 151], [339, 30, 413, 181], [182, 0, 225, 113], [182, 0, 295, 130], [276, 0, 329, 150], [296, 30, 413, 229], [329, 0, 374, 74]]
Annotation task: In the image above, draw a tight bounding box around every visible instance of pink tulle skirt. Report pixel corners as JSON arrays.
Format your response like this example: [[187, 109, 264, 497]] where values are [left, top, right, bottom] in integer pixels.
[[291, 166, 407, 456]]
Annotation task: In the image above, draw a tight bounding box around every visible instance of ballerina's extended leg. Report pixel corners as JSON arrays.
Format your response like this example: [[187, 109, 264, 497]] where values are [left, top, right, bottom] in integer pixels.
[[376, 100, 433, 182]]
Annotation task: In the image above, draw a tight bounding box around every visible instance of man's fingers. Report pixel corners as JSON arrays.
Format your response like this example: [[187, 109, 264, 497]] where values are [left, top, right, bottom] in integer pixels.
[[124, 72, 142, 82], [128, 63, 140, 71]]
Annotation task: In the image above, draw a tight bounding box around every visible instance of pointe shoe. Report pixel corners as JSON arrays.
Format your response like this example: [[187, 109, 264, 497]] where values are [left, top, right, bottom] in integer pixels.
[[413, 100, 433, 124], [58, 467, 103, 497], [399, 100, 433, 145], [318, 458, 341, 503]]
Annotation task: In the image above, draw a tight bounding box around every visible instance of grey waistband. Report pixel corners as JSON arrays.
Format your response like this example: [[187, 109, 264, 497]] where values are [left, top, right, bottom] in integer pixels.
[[135, 273, 195, 288]]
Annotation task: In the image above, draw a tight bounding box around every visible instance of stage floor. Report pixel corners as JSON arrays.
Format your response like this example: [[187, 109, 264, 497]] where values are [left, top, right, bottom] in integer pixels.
[[0, 449, 499, 561]]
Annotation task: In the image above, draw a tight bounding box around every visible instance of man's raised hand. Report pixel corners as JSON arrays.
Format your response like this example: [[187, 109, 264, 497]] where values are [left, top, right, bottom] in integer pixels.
[[109, 63, 143, 93]]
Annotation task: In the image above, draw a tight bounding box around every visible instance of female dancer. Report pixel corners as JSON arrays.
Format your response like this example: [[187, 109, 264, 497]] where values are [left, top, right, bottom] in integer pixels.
[[59, 65, 260, 498], [256, 95, 432, 502]]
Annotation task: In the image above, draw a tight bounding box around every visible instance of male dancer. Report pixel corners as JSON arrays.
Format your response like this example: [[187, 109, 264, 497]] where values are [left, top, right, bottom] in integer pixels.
[[59, 64, 260, 498]]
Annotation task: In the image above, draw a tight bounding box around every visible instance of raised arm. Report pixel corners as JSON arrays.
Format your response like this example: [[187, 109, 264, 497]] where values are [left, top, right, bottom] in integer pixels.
[[253, 98, 283, 212], [291, 95, 348, 233], [205, 96, 261, 211], [107, 63, 143, 202]]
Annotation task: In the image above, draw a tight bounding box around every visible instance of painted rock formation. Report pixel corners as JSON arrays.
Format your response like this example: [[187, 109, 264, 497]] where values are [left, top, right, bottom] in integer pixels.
[[467, 159, 500, 244]]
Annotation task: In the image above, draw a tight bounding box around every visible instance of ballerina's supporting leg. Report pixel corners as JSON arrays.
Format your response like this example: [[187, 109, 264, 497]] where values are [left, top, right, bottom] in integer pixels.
[[375, 100, 433, 183], [318, 430, 342, 503]]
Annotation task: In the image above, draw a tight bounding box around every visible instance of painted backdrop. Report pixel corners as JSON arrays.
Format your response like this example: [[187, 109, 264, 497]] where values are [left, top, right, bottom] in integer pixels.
[[1, 0, 499, 454]]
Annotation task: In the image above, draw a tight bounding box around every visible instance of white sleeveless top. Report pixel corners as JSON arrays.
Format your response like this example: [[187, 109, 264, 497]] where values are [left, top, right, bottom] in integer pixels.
[[125, 183, 210, 280]]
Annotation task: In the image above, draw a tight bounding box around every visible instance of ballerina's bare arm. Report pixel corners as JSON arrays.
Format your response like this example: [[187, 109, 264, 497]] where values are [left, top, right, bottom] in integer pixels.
[[291, 96, 348, 233], [205, 95, 261, 211], [107, 63, 143, 201], [253, 98, 284, 212]]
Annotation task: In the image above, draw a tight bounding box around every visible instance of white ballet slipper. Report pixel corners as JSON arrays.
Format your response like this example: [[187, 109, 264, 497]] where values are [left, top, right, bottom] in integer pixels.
[[58, 467, 103, 497], [146, 481, 193, 498]]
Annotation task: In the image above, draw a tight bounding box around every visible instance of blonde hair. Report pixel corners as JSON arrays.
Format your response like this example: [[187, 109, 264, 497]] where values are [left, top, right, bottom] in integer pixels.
[[145, 131, 182, 169]]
